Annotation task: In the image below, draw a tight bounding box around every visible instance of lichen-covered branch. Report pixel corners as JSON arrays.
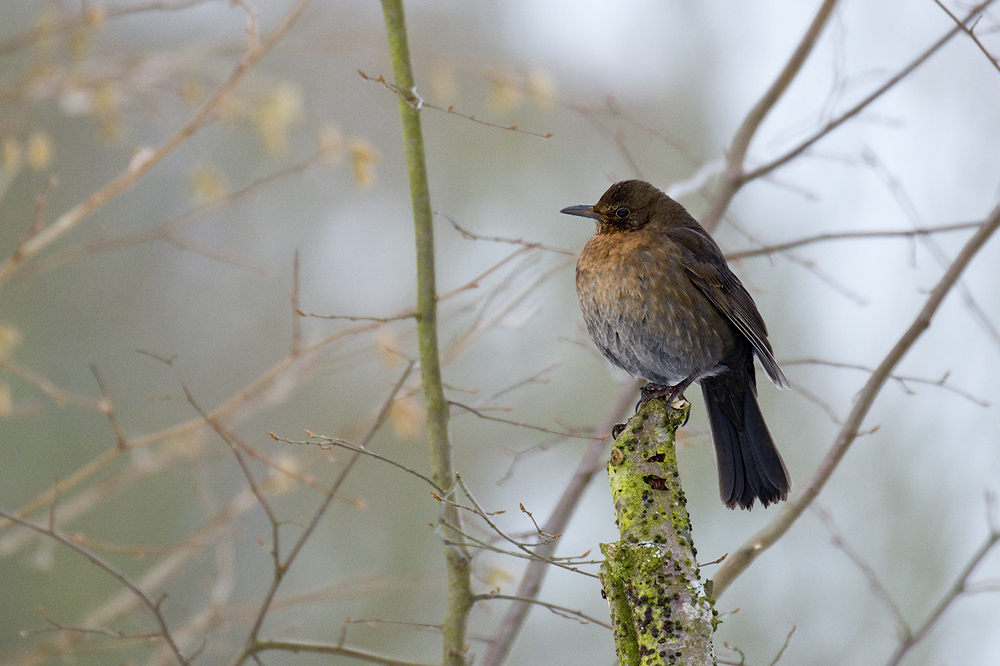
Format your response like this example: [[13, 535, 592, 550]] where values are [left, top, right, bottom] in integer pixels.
[[601, 398, 716, 666]]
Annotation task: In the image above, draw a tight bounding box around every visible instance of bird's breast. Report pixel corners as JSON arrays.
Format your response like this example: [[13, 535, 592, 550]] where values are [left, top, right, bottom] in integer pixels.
[[575, 232, 736, 385]]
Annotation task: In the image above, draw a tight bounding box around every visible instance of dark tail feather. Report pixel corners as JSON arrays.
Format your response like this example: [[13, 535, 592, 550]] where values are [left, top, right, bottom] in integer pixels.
[[701, 374, 790, 510]]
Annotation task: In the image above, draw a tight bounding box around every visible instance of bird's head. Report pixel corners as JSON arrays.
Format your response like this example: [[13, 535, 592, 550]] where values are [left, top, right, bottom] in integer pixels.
[[560, 180, 678, 234]]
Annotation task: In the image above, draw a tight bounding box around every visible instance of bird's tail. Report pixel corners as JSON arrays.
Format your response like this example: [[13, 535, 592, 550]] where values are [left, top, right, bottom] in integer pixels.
[[701, 373, 790, 510]]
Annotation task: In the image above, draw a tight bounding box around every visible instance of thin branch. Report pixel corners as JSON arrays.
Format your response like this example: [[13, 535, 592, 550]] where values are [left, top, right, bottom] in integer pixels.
[[89, 364, 129, 450], [299, 311, 416, 323], [0, 0, 216, 56], [165, 357, 281, 534], [726, 221, 984, 260], [712, 205, 1000, 597], [783, 358, 990, 407], [358, 70, 553, 139], [278, 431, 445, 495], [867, 148, 1000, 352], [767, 625, 797, 666], [454, 476, 593, 576], [379, 3, 473, 664], [814, 506, 910, 636], [473, 593, 612, 629], [436, 520, 599, 578], [448, 401, 596, 439], [250, 639, 439, 666], [25, 153, 325, 279], [438, 210, 575, 255], [0, 359, 103, 409], [291, 251, 302, 356]]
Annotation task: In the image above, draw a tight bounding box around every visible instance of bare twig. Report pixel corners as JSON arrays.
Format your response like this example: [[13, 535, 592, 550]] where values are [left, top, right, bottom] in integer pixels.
[[279, 430, 445, 494], [249, 639, 440, 666], [783, 358, 990, 407], [861, 149, 1000, 351], [291, 251, 302, 356], [0, 0, 216, 56], [438, 210, 575, 255], [448, 400, 596, 439], [358, 70, 553, 139], [726, 221, 984, 260], [26, 154, 324, 279], [0, 359, 102, 409], [814, 506, 910, 634], [767, 625, 797, 666], [474, 592, 612, 629], [89, 364, 129, 450], [165, 356, 281, 532], [454, 476, 594, 577]]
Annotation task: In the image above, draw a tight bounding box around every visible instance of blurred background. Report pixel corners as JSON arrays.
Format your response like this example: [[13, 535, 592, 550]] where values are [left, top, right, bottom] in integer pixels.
[[1, 1, 999, 664]]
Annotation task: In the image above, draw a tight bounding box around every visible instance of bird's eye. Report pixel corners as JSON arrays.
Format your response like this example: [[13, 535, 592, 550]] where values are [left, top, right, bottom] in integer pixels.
[[615, 207, 629, 219]]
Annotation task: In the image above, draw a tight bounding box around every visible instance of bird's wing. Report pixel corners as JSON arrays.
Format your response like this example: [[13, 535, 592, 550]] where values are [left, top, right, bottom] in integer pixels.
[[670, 228, 789, 389]]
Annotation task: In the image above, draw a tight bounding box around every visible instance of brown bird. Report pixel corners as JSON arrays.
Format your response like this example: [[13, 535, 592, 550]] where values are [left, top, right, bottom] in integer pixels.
[[562, 180, 790, 510]]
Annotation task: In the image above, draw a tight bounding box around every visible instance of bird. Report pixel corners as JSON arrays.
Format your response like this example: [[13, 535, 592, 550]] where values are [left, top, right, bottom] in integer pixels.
[[561, 179, 790, 510]]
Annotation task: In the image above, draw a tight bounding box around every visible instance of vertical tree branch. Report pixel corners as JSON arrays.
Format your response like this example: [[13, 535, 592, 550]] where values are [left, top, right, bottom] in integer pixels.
[[602, 399, 716, 665], [379, 2, 473, 665]]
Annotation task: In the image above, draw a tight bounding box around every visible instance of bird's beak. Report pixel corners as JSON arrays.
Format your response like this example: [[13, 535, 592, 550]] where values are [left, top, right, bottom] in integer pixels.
[[560, 204, 601, 220]]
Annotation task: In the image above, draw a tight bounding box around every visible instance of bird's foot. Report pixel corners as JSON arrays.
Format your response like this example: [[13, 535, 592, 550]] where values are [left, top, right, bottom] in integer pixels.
[[639, 382, 684, 406], [611, 422, 626, 439], [637, 383, 691, 422], [639, 383, 673, 404]]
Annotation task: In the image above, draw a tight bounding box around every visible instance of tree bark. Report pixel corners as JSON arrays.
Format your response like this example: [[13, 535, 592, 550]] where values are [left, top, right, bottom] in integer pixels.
[[601, 398, 717, 666]]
